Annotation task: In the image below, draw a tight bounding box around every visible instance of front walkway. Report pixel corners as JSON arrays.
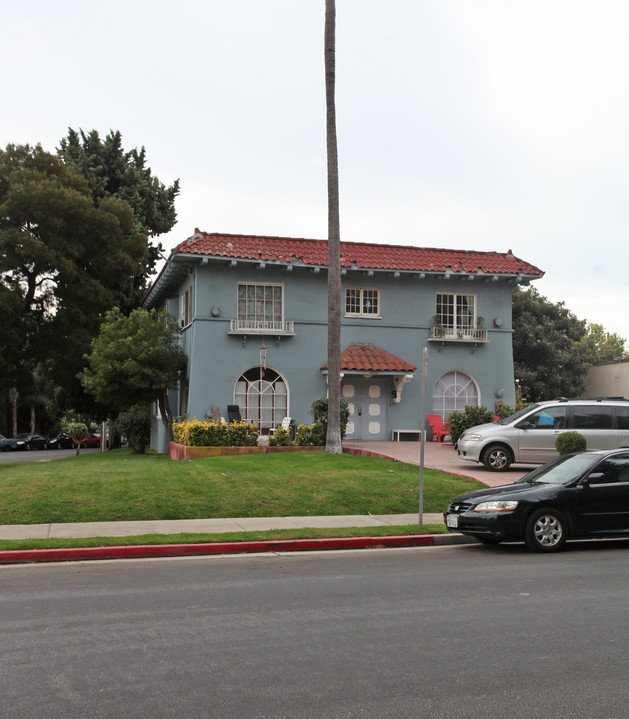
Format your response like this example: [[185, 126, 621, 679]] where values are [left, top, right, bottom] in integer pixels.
[[343, 439, 537, 487]]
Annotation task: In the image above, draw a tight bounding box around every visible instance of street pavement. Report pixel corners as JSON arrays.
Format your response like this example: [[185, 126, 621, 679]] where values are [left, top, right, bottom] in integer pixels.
[[0, 440, 538, 561]]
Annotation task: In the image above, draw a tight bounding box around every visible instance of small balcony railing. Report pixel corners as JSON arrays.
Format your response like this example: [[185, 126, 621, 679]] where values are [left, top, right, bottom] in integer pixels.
[[229, 319, 295, 335], [429, 325, 488, 343]]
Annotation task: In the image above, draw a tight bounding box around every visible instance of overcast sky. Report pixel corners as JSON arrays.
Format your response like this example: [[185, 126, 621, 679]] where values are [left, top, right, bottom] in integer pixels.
[[3, 0, 628, 342]]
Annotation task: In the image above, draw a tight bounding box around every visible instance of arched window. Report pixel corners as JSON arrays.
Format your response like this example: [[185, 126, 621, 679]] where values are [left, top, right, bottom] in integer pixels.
[[432, 371, 479, 420], [234, 367, 288, 433]]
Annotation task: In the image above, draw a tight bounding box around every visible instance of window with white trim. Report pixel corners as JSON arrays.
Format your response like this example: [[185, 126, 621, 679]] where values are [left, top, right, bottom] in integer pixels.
[[345, 287, 380, 317], [432, 371, 479, 420], [237, 283, 284, 331], [180, 286, 193, 328], [234, 367, 288, 433], [435, 293, 476, 332]]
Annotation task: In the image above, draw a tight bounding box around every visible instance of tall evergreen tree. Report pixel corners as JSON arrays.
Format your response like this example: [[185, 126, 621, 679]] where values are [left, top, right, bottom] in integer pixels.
[[512, 287, 591, 401], [59, 128, 180, 311], [0, 143, 147, 412]]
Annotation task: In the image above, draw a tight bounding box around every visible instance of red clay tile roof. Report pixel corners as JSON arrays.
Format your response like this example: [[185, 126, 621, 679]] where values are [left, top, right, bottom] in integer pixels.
[[321, 344, 417, 373], [173, 230, 543, 277]]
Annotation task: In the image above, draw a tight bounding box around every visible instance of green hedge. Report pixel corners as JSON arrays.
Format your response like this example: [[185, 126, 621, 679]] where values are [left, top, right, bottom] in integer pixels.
[[172, 419, 259, 447], [555, 431, 587, 455]]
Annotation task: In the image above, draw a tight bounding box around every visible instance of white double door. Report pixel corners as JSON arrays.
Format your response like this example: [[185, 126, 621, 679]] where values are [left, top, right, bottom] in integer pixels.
[[342, 378, 388, 441]]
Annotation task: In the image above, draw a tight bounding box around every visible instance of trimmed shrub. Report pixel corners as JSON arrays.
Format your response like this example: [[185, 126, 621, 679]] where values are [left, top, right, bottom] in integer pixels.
[[310, 398, 350, 439], [268, 426, 292, 446], [294, 420, 326, 446], [447, 405, 495, 445], [556, 431, 587, 455], [172, 418, 258, 447], [495, 404, 514, 421], [226, 420, 259, 447]]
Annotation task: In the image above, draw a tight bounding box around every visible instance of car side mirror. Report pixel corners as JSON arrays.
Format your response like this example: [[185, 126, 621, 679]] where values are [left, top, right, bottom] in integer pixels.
[[515, 420, 533, 430], [582, 472, 606, 487]]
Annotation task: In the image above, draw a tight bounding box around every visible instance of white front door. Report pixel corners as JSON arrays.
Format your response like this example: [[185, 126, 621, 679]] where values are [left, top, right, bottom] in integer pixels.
[[343, 378, 388, 440]]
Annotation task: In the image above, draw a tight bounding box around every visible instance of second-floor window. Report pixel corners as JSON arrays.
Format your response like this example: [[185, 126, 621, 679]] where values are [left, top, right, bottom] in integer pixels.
[[436, 293, 476, 331], [180, 286, 193, 327], [237, 283, 283, 330], [345, 287, 380, 317]]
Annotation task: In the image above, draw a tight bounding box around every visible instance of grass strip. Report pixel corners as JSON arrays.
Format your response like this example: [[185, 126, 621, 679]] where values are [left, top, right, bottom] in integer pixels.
[[0, 524, 448, 551]]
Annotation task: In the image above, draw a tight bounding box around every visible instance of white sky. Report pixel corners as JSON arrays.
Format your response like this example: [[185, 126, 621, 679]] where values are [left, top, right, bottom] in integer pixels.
[[2, 0, 628, 343]]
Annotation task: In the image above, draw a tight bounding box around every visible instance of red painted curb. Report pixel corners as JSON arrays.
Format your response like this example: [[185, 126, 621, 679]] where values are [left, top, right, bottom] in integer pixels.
[[0, 535, 437, 564]]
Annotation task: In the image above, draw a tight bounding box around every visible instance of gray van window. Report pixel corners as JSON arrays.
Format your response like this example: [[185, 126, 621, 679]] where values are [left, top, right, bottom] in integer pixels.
[[526, 406, 566, 430], [616, 406, 629, 430], [572, 405, 613, 430], [499, 404, 540, 425]]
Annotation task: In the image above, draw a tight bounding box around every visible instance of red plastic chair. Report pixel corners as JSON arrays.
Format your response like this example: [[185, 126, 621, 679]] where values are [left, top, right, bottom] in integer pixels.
[[427, 414, 450, 443]]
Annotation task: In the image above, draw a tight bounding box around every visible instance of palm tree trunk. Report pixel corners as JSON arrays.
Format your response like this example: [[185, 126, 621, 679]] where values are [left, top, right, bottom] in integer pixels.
[[325, 0, 342, 453]]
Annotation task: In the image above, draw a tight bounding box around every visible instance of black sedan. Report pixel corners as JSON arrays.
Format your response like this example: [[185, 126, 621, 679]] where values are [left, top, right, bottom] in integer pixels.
[[1, 433, 50, 451], [48, 432, 77, 450], [444, 449, 629, 552]]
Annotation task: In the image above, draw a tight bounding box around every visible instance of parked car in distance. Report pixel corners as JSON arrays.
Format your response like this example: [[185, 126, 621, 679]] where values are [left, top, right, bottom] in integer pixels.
[[457, 398, 629, 471], [445, 448, 629, 552], [79, 433, 101, 448], [48, 432, 77, 450], [1, 433, 50, 451]]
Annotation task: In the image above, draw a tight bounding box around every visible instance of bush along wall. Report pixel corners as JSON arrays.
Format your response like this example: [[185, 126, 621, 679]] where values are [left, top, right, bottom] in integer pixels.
[[172, 419, 259, 447], [555, 431, 587, 455]]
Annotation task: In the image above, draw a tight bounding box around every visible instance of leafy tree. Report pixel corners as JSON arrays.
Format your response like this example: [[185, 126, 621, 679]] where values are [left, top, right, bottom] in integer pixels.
[[580, 323, 627, 363], [68, 422, 88, 456], [0, 143, 147, 411], [81, 308, 187, 442], [59, 128, 180, 310], [512, 287, 590, 401], [112, 404, 152, 454]]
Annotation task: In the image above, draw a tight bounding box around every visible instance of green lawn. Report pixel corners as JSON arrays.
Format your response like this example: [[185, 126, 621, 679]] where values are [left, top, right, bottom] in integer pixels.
[[0, 448, 482, 525]]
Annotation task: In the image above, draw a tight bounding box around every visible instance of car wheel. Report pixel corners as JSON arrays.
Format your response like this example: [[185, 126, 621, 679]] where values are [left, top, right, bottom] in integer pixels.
[[25, 443, 31, 451], [524, 508, 568, 552], [481, 444, 512, 471]]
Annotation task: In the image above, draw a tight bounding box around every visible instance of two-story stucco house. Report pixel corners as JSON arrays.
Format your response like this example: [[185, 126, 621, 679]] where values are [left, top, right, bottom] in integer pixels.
[[142, 230, 543, 452]]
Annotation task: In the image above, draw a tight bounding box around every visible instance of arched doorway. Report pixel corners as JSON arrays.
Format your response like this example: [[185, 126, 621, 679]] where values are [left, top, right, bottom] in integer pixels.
[[234, 367, 288, 434], [432, 370, 479, 420]]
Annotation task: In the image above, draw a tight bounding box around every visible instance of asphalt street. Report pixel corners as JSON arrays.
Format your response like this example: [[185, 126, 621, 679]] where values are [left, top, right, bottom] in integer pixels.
[[2, 541, 629, 719]]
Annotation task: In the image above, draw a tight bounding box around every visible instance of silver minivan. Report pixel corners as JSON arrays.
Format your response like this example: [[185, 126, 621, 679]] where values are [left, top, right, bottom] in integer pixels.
[[457, 398, 629, 471]]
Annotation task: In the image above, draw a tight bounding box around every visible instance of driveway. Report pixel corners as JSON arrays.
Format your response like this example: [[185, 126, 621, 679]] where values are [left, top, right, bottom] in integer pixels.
[[343, 439, 538, 487]]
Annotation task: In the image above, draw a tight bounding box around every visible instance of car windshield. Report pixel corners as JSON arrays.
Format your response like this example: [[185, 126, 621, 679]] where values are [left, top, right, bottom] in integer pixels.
[[498, 404, 541, 425], [516, 453, 599, 486]]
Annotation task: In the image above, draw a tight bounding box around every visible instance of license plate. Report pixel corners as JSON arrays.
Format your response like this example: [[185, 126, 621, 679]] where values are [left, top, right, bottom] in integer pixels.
[[446, 514, 459, 529]]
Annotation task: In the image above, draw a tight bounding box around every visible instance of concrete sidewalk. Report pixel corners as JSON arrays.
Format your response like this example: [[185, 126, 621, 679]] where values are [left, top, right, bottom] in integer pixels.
[[0, 513, 443, 541]]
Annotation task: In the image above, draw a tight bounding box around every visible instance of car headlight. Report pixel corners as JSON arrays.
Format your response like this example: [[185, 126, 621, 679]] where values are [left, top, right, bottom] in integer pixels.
[[462, 433, 483, 441], [474, 500, 518, 512]]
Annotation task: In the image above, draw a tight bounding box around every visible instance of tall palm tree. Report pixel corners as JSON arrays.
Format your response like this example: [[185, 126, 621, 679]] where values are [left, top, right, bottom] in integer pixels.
[[325, 0, 342, 453]]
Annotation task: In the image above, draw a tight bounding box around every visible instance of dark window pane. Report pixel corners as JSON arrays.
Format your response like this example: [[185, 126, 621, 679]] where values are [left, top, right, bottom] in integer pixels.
[[572, 406, 613, 430]]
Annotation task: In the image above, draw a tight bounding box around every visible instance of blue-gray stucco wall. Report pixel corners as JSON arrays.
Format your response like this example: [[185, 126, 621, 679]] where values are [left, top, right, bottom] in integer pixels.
[[167, 260, 517, 443]]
